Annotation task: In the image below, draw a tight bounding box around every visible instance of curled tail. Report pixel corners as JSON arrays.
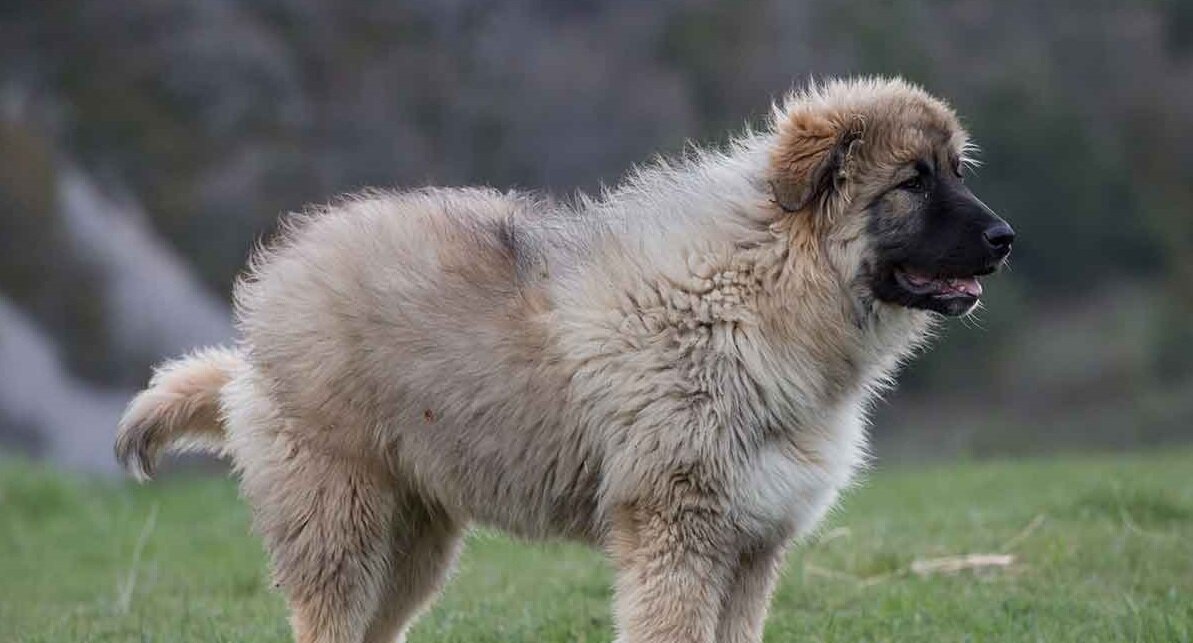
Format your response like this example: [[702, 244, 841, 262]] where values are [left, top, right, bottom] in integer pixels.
[[115, 346, 244, 481]]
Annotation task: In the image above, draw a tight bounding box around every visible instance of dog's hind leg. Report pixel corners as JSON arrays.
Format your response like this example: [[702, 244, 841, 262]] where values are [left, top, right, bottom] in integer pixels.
[[223, 367, 466, 643], [362, 494, 464, 643], [234, 424, 404, 643]]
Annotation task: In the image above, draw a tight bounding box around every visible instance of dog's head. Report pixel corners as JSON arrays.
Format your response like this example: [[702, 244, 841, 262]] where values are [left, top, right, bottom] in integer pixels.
[[769, 78, 1013, 317]]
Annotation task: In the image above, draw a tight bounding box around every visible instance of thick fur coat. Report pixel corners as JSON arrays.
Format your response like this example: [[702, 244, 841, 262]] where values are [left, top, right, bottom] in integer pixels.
[[116, 77, 1002, 643]]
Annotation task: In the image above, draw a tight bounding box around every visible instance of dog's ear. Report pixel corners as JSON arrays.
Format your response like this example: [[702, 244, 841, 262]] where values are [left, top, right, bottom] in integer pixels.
[[770, 114, 864, 213]]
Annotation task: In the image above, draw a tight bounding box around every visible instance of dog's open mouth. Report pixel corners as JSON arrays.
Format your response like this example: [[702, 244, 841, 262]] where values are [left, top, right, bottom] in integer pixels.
[[893, 268, 983, 300], [881, 266, 988, 316]]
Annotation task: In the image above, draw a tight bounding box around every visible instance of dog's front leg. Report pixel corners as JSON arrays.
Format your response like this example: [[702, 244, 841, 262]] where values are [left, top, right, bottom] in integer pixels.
[[715, 539, 789, 643], [608, 502, 735, 643]]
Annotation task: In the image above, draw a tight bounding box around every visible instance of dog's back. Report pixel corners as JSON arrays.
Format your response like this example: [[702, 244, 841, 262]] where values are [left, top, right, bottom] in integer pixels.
[[231, 188, 609, 539]]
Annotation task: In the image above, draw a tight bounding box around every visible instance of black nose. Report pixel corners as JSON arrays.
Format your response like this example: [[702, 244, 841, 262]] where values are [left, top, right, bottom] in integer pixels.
[[983, 221, 1015, 255]]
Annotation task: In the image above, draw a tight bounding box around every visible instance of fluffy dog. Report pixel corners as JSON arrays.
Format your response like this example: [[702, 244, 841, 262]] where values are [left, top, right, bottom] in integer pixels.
[[116, 77, 1013, 643]]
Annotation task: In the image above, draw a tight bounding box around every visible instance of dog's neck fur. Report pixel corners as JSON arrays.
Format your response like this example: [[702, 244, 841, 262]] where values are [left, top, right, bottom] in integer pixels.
[[546, 130, 934, 429]]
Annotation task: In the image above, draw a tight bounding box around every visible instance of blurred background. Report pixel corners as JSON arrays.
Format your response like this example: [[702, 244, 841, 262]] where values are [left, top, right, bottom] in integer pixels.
[[1, 0, 1191, 474]]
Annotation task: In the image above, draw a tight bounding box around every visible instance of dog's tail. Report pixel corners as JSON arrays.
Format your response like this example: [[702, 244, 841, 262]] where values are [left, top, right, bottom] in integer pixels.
[[115, 346, 244, 481]]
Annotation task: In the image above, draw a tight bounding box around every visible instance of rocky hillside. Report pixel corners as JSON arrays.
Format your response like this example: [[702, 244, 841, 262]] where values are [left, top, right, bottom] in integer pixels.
[[2, 0, 1191, 470]]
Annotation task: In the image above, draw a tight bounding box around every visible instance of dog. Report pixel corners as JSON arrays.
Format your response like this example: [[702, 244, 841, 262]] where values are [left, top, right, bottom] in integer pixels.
[[116, 76, 1013, 643]]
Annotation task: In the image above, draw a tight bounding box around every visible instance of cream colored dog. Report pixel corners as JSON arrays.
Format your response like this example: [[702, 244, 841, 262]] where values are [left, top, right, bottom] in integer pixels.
[[117, 77, 1012, 643]]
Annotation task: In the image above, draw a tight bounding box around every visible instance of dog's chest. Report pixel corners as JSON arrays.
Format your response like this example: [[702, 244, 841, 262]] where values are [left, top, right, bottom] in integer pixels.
[[731, 409, 867, 540]]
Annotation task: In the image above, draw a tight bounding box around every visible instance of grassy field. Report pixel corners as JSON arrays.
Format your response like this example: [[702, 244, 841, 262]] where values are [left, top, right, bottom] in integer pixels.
[[2, 450, 1191, 642]]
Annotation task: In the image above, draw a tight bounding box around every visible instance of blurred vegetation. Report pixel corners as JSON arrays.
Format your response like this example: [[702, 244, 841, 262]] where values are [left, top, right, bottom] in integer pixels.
[[0, 0, 1190, 457], [3, 450, 1191, 640]]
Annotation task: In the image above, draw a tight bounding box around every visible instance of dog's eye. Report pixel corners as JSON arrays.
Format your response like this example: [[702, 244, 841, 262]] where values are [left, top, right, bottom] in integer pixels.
[[897, 175, 925, 192]]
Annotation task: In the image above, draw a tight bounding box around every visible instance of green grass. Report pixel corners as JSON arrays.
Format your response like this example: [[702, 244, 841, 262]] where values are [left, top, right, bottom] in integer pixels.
[[2, 451, 1191, 642]]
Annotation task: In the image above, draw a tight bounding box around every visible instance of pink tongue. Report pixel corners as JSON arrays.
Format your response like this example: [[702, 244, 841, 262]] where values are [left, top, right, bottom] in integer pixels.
[[948, 277, 983, 297]]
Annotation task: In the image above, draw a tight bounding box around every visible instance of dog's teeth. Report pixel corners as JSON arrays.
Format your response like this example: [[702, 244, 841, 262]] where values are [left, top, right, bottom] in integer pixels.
[[950, 277, 983, 297]]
